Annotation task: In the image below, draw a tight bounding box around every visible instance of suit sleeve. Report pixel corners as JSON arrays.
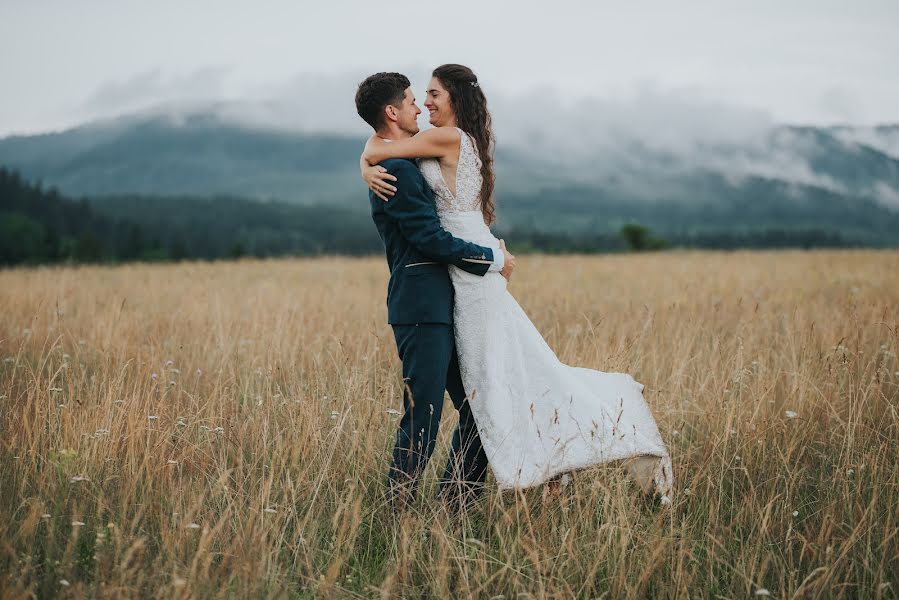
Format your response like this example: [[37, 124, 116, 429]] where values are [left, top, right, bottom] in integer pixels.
[[383, 161, 495, 277]]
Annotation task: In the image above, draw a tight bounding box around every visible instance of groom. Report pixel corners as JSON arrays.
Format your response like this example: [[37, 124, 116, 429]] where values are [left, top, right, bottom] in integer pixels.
[[355, 72, 515, 512]]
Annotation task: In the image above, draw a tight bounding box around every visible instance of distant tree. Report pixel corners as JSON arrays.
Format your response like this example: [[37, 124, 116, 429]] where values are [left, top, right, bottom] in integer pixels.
[[620, 223, 648, 251], [620, 223, 668, 252], [229, 242, 246, 259]]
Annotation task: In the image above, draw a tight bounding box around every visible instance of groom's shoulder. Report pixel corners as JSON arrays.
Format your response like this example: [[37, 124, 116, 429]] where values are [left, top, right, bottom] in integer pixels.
[[381, 158, 419, 178]]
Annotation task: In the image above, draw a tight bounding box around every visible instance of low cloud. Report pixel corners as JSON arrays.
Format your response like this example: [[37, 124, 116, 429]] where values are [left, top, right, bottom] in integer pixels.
[[79, 66, 232, 121], [71, 68, 899, 208]]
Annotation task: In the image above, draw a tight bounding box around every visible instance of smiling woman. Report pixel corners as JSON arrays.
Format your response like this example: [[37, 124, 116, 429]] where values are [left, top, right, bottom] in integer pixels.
[[361, 64, 497, 226]]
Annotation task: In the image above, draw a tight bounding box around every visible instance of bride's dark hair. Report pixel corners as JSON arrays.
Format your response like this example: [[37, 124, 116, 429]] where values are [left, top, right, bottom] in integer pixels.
[[432, 64, 496, 225]]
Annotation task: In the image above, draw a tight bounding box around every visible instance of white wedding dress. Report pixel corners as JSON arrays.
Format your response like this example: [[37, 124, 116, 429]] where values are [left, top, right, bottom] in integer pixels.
[[417, 129, 673, 500]]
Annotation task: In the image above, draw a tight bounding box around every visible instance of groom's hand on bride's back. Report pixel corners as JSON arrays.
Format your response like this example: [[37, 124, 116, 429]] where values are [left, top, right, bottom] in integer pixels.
[[500, 239, 516, 281]]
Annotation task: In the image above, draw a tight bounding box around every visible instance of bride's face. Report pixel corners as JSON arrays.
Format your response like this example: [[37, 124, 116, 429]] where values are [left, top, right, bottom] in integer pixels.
[[424, 77, 455, 127]]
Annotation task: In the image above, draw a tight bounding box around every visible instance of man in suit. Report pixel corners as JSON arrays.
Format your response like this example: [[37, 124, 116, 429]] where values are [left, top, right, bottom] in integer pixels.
[[355, 72, 515, 513]]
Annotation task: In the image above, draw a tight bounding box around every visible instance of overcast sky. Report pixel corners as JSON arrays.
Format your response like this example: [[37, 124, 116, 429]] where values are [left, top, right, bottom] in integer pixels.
[[1, 0, 898, 136]]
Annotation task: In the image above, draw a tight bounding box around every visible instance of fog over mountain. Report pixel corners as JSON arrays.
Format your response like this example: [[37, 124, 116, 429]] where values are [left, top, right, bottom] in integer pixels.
[[39, 70, 898, 209], [1, 82, 898, 246]]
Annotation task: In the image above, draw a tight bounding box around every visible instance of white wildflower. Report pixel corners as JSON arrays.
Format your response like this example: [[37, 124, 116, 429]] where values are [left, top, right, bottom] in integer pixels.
[[847, 468, 854, 476], [784, 410, 798, 419], [755, 589, 771, 597], [71, 521, 85, 527], [49, 387, 63, 392], [41, 513, 51, 519], [264, 508, 277, 514], [196, 369, 202, 376], [59, 579, 70, 587], [151, 373, 158, 381], [186, 523, 201, 529], [792, 510, 799, 517], [212, 426, 224, 434], [165, 360, 174, 367], [70, 476, 90, 483], [167, 460, 178, 465], [330, 411, 339, 419], [148, 415, 159, 421], [385, 409, 401, 416]]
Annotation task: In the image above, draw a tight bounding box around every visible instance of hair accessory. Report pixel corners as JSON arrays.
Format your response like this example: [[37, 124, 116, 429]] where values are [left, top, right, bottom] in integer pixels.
[[470, 81, 480, 88]]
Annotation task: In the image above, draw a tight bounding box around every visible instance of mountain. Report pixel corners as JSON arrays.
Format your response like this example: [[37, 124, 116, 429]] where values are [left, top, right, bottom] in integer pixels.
[[1, 108, 898, 245], [0, 112, 363, 203]]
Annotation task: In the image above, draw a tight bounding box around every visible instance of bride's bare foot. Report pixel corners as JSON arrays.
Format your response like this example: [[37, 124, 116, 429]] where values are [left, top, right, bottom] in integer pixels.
[[543, 477, 562, 500], [545, 478, 562, 498], [625, 456, 673, 507]]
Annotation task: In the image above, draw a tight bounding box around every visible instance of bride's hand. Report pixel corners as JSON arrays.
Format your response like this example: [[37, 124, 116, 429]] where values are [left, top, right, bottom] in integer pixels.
[[363, 164, 397, 202]]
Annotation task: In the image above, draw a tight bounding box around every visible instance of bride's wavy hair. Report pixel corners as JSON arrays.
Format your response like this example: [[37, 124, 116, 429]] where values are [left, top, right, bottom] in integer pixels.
[[432, 64, 497, 225]]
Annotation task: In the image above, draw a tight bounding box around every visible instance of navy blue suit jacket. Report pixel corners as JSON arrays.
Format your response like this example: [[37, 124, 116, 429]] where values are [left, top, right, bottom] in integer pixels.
[[370, 158, 495, 325]]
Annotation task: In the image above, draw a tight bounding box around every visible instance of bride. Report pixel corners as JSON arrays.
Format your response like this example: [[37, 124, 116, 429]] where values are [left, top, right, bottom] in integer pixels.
[[360, 64, 672, 504]]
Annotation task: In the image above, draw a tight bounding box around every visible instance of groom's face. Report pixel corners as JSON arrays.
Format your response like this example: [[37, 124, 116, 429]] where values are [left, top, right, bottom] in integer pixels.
[[391, 87, 421, 136]]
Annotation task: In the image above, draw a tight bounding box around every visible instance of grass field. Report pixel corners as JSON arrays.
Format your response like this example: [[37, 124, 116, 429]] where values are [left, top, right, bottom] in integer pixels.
[[1, 250, 897, 598]]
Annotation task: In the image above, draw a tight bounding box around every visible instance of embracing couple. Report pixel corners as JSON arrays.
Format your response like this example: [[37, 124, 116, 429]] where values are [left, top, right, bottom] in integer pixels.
[[354, 65, 672, 514]]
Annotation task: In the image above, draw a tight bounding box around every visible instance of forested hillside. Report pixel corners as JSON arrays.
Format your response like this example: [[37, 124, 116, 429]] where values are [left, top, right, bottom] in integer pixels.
[[0, 168, 380, 266], [1, 167, 876, 268], [2, 112, 898, 252]]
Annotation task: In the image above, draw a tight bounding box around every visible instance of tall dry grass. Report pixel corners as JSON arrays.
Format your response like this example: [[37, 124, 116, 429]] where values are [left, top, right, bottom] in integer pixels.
[[0, 250, 897, 598]]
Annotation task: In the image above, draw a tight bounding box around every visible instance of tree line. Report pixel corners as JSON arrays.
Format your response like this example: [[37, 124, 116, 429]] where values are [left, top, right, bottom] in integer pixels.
[[0, 166, 868, 268]]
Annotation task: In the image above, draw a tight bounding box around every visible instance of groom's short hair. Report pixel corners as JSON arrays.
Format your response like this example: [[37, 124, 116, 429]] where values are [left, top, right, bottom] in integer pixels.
[[355, 72, 411, 130]]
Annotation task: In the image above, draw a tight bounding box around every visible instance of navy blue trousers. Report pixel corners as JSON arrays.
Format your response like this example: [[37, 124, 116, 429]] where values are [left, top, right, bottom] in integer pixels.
[[388, 323, 489, 510]]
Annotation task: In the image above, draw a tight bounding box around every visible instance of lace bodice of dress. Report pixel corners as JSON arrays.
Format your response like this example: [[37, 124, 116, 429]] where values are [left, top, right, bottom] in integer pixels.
[[417, 127, 482, 215]]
